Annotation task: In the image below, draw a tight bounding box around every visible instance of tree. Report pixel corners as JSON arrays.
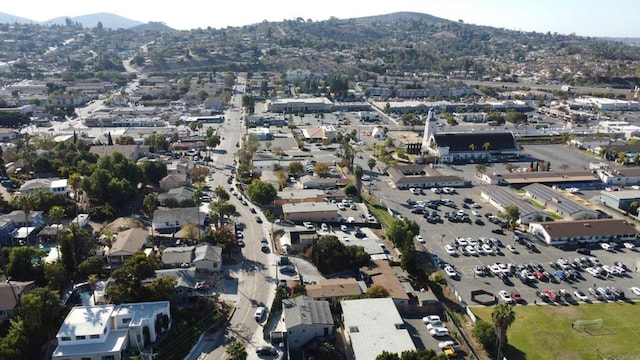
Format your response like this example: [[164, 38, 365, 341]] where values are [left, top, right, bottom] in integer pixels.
[[314, 162, 330, 177], [12, 193, 40, 245], [366, 285, 389, 298], [226, 341, 247, 360], [210, 200, 236, 229], [288, 161, 304, 175], [246, 180, 277, 205], [47, 206, 65, 242], [472, 319, 497, 354], [468, 143, 477, 152], [143, 193, 158, 217], [107, 252, 160, 304], [487, 111, 505, 125], [500, 205, 520, 230], [475, 164, 487, 175], [77, 256, 105, 277], [492, 303, 516, 360], [354, 165, 364, 194], [386, 218, 419, 250], [367, 157, 377, 172], [376, 351, 400, 360], [190, 166, 210, 184], [311, 235, 369, 274], [483, 142, 491, 152], [214, 185, 230, 202], [344, 184, 358, 197]]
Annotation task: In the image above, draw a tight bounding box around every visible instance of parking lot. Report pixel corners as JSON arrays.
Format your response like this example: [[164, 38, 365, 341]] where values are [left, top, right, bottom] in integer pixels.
[[374, 175, 640, 306]]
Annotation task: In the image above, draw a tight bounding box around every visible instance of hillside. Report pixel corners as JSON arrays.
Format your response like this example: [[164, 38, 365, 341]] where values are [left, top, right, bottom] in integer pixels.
[[45, 12, 143, 29]]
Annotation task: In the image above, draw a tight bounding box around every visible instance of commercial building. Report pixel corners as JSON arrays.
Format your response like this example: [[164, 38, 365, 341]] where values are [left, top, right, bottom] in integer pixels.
[[282, 202, 339, 222], [480, 186, 549, 225], [523, 183, 599, 220], [600, 189, 640, 213], [341, 297, 416, 360], [529, 219, 637, 246], [266, 97, 334, 113], [386, 164, 467, 189], [480, 170, 602, 189]]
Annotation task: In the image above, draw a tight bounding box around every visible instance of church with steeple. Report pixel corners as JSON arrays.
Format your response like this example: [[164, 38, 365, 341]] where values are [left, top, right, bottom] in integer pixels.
[[421, 108, 521, 164]]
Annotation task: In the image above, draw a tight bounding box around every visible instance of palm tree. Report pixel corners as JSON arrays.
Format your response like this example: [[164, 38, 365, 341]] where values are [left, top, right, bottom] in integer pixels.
[[367, 158, 377, 173], [47, 206, 65, 258], [469, 143, 477, 152], [492, 302, 516, 359], [354, 165, 364, 194], [13, 193, 40, 245], [87, 274, 98, 305]]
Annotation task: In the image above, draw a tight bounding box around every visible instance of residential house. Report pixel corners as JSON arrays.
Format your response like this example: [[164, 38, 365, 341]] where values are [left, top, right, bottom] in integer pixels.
[[107, 228, 148, 264], [159, 173, 188, 191], [341, 297, 416, 360], [19, 178, 68, 196], [282, 202, 340, 222], [282, 295, 333, 350], [306, 278, 364, 302], [152, 207, 205, 234], [0, 217, 16, 247], [279, 230, 318, 254], [529, 218, 637, 246], [157, 187, 195, 205], [154, 268, 199, 303], [3, 210, 45, 229], [0, 276, 35, 322], [161, 244, 222, 273], [52, 301, 171, 360], [359, 260, 410, 307]]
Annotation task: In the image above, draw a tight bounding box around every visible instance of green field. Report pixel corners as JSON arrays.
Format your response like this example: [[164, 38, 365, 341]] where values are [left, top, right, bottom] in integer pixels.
[[472, 302, 640, 360]]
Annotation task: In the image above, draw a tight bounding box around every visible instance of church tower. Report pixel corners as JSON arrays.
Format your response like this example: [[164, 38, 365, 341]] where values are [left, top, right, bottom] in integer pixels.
[[421, 109, 438, 152]]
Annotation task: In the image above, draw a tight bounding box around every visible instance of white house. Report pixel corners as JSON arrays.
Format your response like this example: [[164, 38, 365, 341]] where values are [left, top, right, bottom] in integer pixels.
[[19, 178, 68, 196], [52, 301, 171, 360], [282, 295, 333, 350], [152, 207, 205, 233]]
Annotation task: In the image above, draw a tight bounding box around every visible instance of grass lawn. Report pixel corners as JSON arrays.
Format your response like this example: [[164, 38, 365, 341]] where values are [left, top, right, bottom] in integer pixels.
[[472, 302, 640, 360]]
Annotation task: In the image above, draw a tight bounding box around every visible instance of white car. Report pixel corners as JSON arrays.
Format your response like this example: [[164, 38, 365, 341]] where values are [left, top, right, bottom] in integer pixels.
[[430, 327, 450, 337], [361, 175, 371, 181], [444, 266, 458, 278], [574, 290, 590, 302], [466, 245, 477, 256], [415, 235, 425, 243], [444, 245, 457, 256], [422, 315, 441, 324], [471, 203, 482, 209], [303, 222, 315, 229], [507, 245, 519, 254], [426, 321, 444, 331], [340, 225, 348, 232], [498, 290, 514, 304], [472, 210, 481, 217], [431, 187, 441, 194], [482, 244, 494, 255], [455, 237, 468, 246], [438, 340, 456, 350], [630, 287, 640, 296]]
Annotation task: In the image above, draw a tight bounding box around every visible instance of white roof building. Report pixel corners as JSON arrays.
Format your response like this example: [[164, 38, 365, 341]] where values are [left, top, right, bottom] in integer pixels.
[[52, 301, 171, 360], [340, 297, 415, 360]]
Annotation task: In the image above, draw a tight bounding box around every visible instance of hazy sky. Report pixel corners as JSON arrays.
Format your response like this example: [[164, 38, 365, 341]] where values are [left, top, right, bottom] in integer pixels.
[[3, 0, 639, 37]]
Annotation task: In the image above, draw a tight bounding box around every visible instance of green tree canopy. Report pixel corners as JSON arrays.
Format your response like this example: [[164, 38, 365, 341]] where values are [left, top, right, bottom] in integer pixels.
[[246, 180, 277, 205], [311, 235, 370, 274]]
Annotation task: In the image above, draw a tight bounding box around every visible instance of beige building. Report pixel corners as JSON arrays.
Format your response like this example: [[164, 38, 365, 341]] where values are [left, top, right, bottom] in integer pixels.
[[306, 278, 364, 302], [282, 202, 339, 222]]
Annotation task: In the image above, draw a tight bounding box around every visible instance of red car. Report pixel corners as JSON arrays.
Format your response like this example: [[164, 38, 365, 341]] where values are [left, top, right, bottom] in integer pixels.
[[510, 290, 523, 303], [533, 271, 547, 281], [544, 288, 559, 301]]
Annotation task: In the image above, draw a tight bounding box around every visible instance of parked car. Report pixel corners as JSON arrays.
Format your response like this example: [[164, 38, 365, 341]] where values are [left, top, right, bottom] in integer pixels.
[[423, 315, 441, 324], [507, 245, 518, 254], [255, 216, 263, 224], [498, 290, 514, 304], [254, 306, 266, 321], [510, 290, 523, 303], [430, 327, 450, 337], [574, 289, 590, 302], [576, 248, 591, 255], [444, 266, 458, 278], [255, 346, 278, 356], [630, 287, 640, 296]]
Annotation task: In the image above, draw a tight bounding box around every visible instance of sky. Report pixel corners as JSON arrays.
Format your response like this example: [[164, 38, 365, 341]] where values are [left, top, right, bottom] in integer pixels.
[[2, 0, 640, 38]]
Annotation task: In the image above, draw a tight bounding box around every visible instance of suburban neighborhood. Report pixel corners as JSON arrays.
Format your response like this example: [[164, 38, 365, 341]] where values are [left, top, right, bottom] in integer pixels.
[[0, 8, 639, 360]]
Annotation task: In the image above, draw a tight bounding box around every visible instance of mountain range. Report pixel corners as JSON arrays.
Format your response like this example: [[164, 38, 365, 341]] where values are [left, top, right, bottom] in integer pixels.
[[0, 11, 144, 29]]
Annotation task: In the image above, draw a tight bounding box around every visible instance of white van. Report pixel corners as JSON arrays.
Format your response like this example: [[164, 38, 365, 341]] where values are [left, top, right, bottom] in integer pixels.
[[255, 306, 266, 321]]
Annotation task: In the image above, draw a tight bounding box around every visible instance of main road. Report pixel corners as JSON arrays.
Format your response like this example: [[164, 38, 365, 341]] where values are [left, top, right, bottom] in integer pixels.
[[186, 78, 280, 360]]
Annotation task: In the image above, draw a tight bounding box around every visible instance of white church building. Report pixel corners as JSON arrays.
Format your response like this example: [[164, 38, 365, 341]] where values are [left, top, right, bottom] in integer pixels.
[[421, 110, 522, 163]]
